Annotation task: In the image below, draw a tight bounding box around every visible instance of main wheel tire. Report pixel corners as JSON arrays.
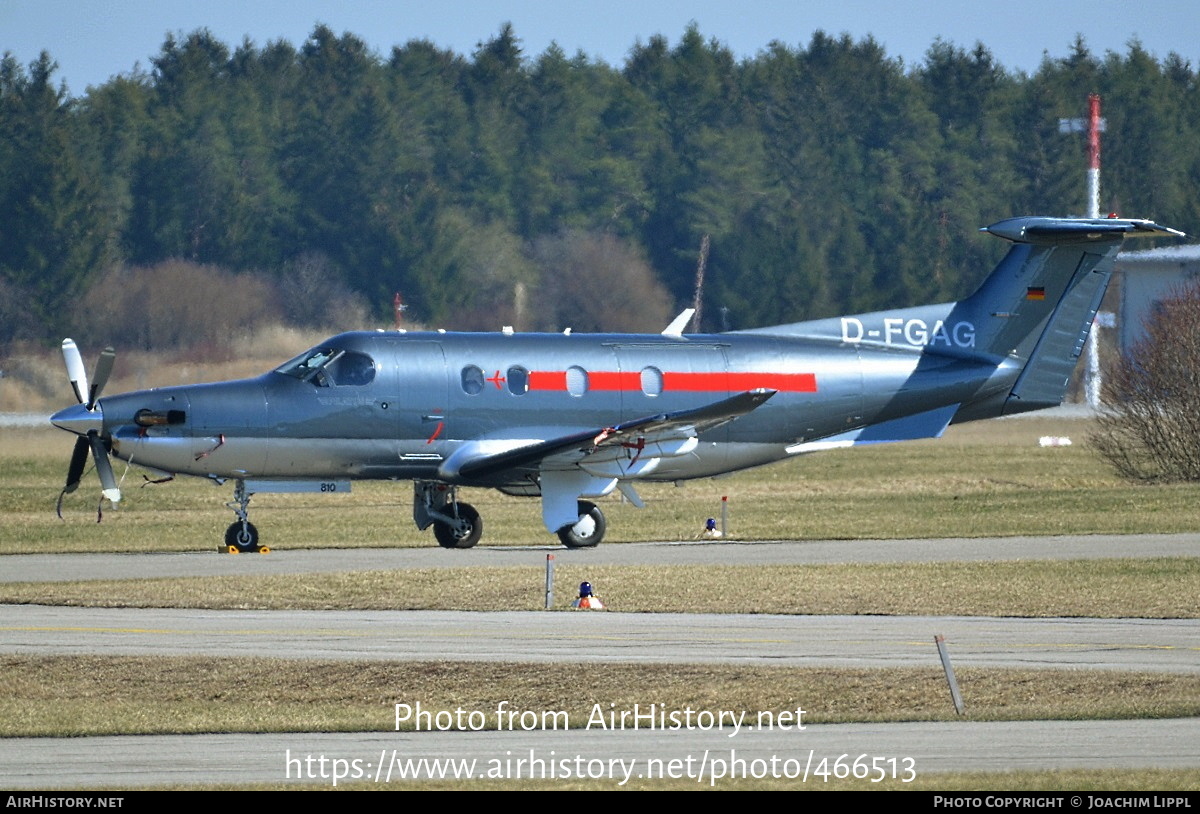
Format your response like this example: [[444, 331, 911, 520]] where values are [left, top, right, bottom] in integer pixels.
[[557, 500, 606, 548], [224, 521, 259, 552], [433, 502, 482, 548]]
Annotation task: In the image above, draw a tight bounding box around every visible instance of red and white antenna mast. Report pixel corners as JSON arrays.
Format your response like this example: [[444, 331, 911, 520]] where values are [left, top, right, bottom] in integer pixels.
[[1087, 93, 1101, 218], [1058, 93, 1106, 217], [1058, 94, 1109, 409]]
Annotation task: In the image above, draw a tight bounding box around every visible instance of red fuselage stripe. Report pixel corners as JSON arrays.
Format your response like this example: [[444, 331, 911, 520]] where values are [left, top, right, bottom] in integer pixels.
[[527, 371, 817, 393], [528, 370, 567, 390], [586, 371, 641, 390]]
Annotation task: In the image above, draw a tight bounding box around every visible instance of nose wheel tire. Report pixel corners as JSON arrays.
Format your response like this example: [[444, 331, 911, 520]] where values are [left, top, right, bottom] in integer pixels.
[[557, 500, 605, 548], [223, 521, 259, 553], [433, 502, 482, 548]]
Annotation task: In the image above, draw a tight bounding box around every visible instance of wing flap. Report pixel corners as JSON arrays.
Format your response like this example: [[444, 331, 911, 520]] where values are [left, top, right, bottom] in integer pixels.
[[442, 389, 775, 482]]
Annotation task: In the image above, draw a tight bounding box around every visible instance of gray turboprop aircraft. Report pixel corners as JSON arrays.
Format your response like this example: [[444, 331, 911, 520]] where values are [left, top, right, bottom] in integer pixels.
[[51, 216, 1182, 551]]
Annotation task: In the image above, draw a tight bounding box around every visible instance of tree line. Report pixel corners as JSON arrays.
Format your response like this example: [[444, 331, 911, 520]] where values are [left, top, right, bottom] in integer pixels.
[[2, 23, 1197, 348]]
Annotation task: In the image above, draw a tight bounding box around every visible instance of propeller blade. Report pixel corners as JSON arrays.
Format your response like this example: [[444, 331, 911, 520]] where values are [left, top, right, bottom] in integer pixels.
[[57, 436, 92, 518], [89, 431, 121, 504], [64, 436, 89, 494], [62, 339, 88, 405], [88, 347, 115, 408], [57, 341, 121, 518]]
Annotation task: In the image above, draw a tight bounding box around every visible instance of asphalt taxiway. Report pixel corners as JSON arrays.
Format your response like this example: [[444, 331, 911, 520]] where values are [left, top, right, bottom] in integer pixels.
[[3, 605, 1198, 672], [2, 532, 1195, 582], [5, 719, 1199, 787]]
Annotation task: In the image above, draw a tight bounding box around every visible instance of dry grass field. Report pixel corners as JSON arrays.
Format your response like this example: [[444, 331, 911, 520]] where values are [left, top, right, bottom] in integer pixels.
[[3, 558, 1196, 617], [3, 656, 1197, 738]]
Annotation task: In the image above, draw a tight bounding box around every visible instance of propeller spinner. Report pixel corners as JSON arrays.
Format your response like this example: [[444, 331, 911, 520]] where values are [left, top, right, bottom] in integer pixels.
[[54, 339, 120, 516]]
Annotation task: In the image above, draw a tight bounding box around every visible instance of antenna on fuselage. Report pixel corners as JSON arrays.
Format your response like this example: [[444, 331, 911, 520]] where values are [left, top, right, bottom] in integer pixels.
[[662, 309, 695, 338], [393, 292, 407, 330]]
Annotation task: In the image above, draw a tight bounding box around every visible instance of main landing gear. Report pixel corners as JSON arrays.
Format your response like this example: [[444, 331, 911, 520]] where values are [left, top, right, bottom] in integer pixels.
[[414, 481, 482, 548], [413, 482, 608, 548], [433, 501, 482, 548], [556, 500, 605, 548], [222, 479, 268, 553]]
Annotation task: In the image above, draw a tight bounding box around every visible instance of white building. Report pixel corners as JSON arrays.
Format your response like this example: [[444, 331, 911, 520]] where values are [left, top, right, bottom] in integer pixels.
[[1115, 243, 1200, 353]]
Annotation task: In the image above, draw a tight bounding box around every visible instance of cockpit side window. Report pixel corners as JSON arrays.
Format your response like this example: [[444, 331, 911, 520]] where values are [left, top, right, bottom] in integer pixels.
[[276, 347, 339, 381], [325, 352, 376, 386], [275, 348, 375, 387]]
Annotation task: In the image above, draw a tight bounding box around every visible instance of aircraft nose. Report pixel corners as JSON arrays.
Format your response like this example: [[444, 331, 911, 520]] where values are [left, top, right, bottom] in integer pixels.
[[51, 402, 104, 436]]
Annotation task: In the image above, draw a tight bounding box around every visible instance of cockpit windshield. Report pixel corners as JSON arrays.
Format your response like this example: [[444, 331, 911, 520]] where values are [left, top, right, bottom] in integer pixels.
[[275, 347, 376, 387]]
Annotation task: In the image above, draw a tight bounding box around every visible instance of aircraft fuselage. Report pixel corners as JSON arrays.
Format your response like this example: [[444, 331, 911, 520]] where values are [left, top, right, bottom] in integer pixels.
[[96, 328, 1011, 486]]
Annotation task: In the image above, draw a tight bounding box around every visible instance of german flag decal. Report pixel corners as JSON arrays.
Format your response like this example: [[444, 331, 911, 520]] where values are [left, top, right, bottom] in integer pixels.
[[1026, 287, 1046, 301]]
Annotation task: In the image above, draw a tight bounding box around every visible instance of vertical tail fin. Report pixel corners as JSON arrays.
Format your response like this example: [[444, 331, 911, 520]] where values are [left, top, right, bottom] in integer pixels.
[[964, 217, 1183, 412], [738, 215, 1184, 420]]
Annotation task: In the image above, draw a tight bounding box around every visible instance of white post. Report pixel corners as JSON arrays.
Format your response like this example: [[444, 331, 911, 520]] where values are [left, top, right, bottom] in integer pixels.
[[935, 634, 965, 715], [1086, 325, 1101, 409]]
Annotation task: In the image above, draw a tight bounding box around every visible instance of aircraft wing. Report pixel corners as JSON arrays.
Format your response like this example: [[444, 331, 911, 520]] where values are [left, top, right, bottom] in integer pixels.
[[442, 389, 776, 482]]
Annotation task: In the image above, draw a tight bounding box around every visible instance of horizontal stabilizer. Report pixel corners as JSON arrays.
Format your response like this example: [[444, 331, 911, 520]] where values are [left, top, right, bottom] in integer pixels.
[[786, 403, 958, 455], [983, 217, 1185, 243]]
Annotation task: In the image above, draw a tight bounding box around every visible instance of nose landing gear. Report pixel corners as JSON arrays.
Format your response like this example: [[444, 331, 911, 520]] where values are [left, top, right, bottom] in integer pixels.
[[222, 479, 268, 553]]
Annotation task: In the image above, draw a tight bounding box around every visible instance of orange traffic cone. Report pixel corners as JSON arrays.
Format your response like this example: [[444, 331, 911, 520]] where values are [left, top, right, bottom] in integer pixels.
[[571, 581, 605, 609]]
